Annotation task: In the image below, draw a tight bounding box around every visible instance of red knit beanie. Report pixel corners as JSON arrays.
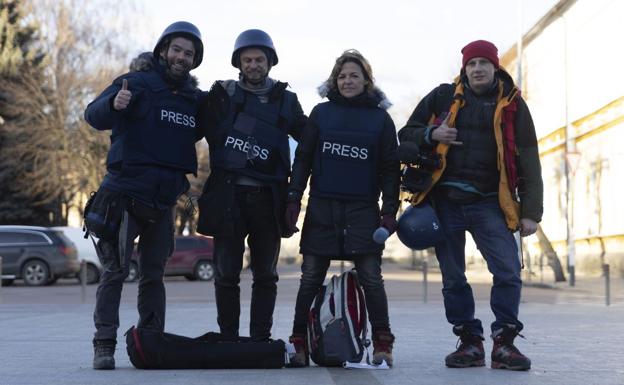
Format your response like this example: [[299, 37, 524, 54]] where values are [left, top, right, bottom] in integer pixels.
[[461, 40, 499, 68]]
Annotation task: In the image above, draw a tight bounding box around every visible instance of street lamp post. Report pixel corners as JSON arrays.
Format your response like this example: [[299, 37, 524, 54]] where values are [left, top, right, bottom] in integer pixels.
[[563, 14, 576, 286]]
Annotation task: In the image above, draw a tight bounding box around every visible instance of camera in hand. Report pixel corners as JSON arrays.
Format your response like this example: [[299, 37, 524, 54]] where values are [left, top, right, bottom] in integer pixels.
[[398, 142, 441, 194]]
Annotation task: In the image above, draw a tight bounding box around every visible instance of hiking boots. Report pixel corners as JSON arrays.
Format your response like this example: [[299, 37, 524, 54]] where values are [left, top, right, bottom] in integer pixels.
[[491, 328, 531, 371], [372, 330, 395, 366], [93, 339, 116, 370], [445, 333, 485, 368], [286, 334, 309, 367]]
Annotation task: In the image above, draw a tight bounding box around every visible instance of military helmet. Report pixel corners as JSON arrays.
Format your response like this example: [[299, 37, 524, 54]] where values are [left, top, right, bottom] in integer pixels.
[[153, 21, 203, 68], [397, 203, 445, 250], [231, 29, 278, 67]]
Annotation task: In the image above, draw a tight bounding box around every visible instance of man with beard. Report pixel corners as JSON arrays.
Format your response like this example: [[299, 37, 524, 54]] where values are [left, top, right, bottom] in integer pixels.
[[84, 21, 203, 370], [197, 29, 307, 342]]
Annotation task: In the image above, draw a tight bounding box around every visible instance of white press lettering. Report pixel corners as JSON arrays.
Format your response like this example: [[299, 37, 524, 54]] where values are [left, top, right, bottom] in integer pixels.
[[321, 141, 369, 160], [233, 139, 245, 151], [159, 109, 197, 128], [224, 136, 271, 161]]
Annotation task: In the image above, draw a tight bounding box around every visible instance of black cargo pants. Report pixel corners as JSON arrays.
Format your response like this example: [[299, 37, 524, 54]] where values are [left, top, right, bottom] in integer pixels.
[[213, 185, 280, 341], [93, 206, 174, 342]]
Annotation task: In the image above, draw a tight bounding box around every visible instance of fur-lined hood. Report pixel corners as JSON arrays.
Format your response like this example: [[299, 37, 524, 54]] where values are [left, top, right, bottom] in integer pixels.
[[128, 52, 199, 88], [317, 81, 392, 110]]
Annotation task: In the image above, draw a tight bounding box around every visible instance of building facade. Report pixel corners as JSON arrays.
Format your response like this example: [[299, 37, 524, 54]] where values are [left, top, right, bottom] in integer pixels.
[[501, 0, 624, 276]]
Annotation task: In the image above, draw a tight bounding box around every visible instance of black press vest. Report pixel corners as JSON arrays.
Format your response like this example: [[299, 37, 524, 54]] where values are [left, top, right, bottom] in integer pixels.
[[210, 85, 293, 183], [310, 101, 385, 202], [112, 70, 199, 174]]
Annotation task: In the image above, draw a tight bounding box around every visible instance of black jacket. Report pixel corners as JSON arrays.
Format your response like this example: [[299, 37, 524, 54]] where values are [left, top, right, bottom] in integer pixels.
[[289, 88, 400, 258], [398, 70, 543, 223], [84, 56, 201, 209], [197, 80, 307, 237]]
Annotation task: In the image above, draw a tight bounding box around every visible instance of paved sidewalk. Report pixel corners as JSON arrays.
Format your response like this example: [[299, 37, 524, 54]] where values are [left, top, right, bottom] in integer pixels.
[[0, 265, 622, 385]]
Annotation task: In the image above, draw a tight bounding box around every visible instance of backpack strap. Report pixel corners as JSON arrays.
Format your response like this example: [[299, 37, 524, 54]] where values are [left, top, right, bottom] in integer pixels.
[[351, 270, 371, 364], [319, 274, 338, 330], [340, 270, 370, 362]]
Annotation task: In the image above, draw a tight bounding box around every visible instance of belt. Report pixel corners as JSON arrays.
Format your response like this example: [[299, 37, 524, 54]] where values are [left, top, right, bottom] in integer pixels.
[[235, 184, 271, 194]]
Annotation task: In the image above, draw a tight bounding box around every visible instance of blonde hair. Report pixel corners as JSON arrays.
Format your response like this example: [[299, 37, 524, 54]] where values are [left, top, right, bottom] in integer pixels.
[[326, 49, 375, 95]]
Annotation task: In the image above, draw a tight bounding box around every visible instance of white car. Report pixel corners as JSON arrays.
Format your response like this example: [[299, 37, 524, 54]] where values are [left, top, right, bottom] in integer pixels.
[[52, 226, 102, 284]]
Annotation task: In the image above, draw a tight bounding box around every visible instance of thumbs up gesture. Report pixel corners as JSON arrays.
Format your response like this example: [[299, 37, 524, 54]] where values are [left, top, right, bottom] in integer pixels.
[[431, 113, 463, 146], [113, 79, 132, 111]]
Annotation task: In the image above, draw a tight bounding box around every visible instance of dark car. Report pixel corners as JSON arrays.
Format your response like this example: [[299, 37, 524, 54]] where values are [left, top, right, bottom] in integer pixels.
[[0, 225, 80, 286], [127, 235, 215, 282]]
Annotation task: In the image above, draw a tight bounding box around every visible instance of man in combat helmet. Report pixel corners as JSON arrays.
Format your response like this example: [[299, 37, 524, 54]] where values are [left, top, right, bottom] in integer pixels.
[[197, 29, 307, 342]]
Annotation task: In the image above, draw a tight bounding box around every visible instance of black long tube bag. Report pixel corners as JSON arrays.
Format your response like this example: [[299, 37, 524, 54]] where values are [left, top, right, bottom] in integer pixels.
[[125, 326, 286, 369]]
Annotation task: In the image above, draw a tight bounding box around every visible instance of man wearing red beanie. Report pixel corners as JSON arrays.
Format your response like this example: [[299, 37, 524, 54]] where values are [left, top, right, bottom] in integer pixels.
[[398, 40, 543, 371]]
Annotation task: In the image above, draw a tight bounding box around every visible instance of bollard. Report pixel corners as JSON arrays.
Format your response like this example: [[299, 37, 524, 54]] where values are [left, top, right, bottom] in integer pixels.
[[422, 255, 428, 304], [603, 264, 610, 306], [80, 259, 87, 303]]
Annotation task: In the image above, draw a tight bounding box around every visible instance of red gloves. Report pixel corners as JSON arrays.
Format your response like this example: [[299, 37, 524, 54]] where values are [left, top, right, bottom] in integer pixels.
[[380, 214, 398, 235]]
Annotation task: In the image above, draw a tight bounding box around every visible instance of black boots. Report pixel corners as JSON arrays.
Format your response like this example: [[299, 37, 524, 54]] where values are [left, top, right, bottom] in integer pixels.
[[491, 328, 531, 371], [93, 339, 116, 370], [445, 332, 485, 368]]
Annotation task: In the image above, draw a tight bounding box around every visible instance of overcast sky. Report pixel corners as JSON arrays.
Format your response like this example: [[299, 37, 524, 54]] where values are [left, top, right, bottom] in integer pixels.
[[134, 0, 560, 123]]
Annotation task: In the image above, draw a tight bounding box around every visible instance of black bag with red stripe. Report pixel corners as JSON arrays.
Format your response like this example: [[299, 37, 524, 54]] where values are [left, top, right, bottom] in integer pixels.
[[125, 326, 286, 369]]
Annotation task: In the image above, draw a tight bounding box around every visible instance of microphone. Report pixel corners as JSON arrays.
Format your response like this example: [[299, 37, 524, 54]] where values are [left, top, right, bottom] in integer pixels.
[[373, 227, 390, 244]]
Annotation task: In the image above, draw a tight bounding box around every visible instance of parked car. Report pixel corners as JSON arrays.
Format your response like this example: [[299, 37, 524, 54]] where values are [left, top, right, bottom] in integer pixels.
[[128, 235, 215, 282], [52, 226, 102, 285], [0, 225, 80, 286]]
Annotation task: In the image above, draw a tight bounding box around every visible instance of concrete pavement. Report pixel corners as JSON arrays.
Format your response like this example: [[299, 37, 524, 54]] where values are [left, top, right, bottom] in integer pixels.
[[0, 264, 622, 385]]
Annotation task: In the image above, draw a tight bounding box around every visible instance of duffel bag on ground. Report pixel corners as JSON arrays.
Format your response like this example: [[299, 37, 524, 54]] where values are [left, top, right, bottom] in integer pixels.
[[125, 326, 286, 369]]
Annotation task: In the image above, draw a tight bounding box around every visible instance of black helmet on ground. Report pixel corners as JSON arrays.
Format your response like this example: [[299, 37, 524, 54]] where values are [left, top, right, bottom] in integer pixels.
[[231, 29, 278, 67], [153, 21, 204, 69], [397, 203, 445, 250]]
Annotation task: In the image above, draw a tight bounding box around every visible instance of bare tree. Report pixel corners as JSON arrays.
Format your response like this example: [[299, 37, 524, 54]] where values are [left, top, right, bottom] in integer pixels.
[[0, 0, 50, 224], [0, 0, 140, 225]]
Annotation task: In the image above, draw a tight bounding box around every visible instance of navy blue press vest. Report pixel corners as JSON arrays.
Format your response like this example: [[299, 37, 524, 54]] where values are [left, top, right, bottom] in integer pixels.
[[310, 101, 385, 201], [107, 70, 199, 175], [210, 84, 293, 183]]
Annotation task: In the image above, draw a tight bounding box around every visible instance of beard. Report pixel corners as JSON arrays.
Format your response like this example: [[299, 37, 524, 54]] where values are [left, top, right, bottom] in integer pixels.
[[166, 58, 191, 80], [242, 69, 268, 86]]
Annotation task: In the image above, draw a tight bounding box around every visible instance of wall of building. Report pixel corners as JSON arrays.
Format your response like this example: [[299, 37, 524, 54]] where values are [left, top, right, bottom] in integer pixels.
[[502, 0, 624, 276]]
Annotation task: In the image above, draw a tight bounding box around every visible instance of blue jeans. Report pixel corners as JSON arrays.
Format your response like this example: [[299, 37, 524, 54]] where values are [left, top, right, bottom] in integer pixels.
[[434, 196, 523, 336], [292, 254, 390, 335]]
